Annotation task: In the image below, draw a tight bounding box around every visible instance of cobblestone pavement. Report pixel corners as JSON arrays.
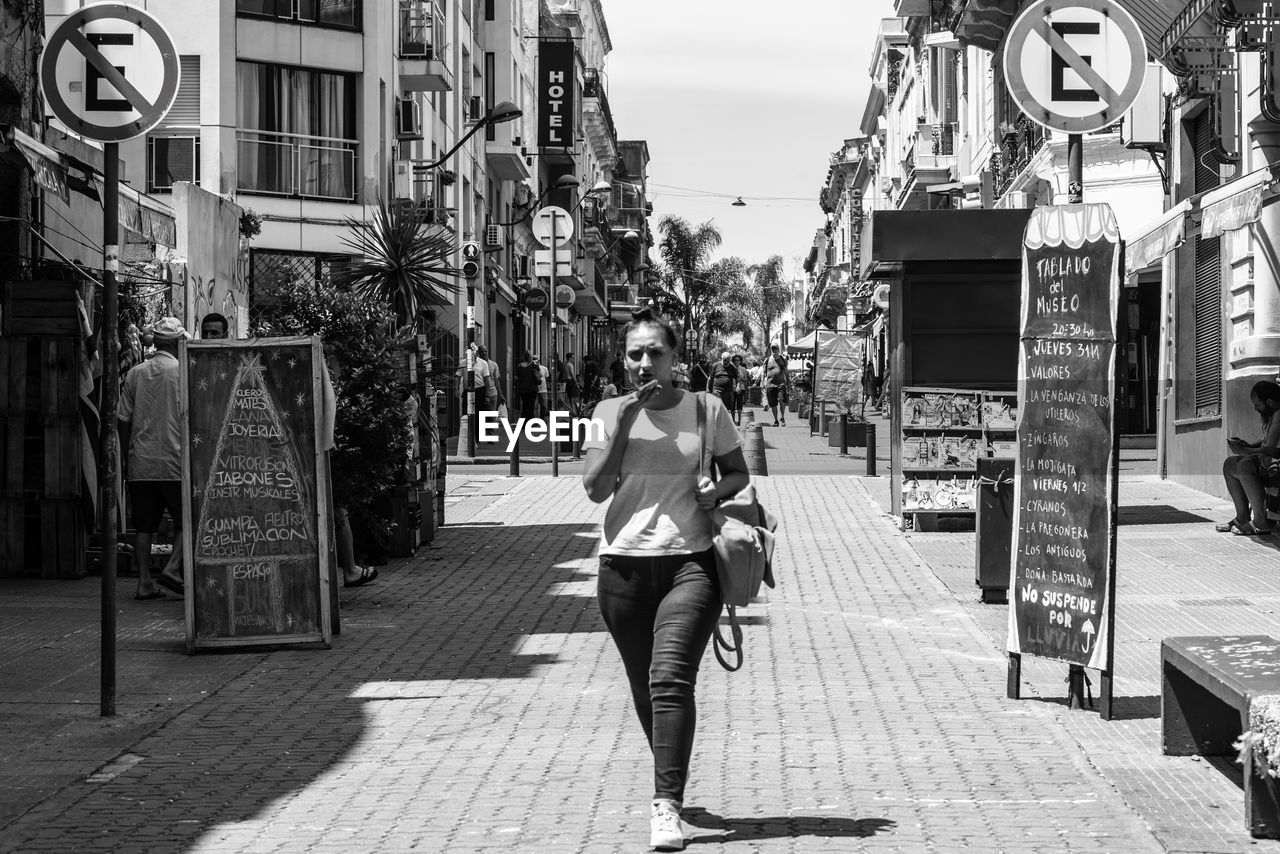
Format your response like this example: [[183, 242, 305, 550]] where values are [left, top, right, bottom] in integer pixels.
[[0, 417, 1273, 852]]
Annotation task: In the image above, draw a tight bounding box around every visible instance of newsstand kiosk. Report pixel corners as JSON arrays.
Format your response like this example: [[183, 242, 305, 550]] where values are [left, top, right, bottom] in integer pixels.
[[861, 208, 1032, 558]]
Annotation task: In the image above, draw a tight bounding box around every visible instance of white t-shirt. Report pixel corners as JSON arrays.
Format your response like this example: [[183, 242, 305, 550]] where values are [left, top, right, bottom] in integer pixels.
[[536, 363, 548, 393], [583, 391, 741, 556]]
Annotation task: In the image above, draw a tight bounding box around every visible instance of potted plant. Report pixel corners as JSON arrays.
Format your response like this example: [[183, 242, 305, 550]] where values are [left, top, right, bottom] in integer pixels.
[[794, 390, 812, 420], [829, 387, 871, 448]]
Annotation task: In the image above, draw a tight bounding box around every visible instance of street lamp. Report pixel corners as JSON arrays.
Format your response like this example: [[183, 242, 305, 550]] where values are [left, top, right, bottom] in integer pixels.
[[419, 101, 522, 170], [496, 174, 580, 226]]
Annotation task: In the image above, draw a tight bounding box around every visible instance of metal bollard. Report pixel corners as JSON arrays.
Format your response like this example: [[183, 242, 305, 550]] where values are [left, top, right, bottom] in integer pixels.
[[509, 433, 520, 477], [866, 422, 876, 477], [839, 414, 849, 456]]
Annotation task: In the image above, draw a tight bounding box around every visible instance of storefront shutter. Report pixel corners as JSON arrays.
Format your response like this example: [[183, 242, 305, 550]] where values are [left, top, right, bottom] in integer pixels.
[[1191, 110, 1222, 417]]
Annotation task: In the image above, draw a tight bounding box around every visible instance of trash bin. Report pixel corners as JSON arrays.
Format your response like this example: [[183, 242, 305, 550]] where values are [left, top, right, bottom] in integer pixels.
[[975, 457, 1014, 604]]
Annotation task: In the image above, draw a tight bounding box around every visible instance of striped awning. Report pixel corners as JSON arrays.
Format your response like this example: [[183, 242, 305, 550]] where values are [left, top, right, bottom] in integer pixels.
[[953, 0, 1021, 52], [1201, 169, 1274, 239], [955, 0, 1195, 71], [1124, 200, 1189, 275]]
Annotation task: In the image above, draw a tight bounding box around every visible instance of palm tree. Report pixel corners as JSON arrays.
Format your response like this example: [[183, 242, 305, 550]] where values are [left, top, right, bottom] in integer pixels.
[[745, 255, 791, 348], [338, 199, 462, 329], [652, 216, 723, 353]]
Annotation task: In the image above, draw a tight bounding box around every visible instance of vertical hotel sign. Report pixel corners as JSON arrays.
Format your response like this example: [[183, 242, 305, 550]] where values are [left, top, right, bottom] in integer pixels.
[[1008, 204, 1119, 671], [537, 39, 574, 148]]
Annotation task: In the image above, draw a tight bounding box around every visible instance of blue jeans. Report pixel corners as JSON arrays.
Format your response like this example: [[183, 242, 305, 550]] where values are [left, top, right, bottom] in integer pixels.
[[597, 549, 721, 803]]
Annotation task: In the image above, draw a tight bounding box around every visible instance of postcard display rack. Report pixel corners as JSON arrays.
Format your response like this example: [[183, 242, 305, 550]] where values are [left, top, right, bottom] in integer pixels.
[[898, 386, 1017, 529]]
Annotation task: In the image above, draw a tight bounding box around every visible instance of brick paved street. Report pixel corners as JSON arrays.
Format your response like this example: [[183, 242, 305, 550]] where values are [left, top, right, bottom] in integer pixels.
[[2, 417, 1279, 852]]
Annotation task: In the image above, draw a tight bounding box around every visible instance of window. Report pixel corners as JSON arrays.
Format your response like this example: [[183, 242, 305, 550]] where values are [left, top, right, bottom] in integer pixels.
[[147, 136, 200, 192], [236, 0, 359, 30], [484, 52, 496, 141], [236, 61, 358, 200]]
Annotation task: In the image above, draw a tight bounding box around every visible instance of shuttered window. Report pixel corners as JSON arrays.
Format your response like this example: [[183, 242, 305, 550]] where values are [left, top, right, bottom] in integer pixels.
[[1192, 110, 1222, 417], [163, 56, 200, 127]]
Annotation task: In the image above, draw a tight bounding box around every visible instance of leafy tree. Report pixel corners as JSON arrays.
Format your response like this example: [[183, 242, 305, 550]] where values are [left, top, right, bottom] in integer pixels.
[[252, 278, 411, 556]]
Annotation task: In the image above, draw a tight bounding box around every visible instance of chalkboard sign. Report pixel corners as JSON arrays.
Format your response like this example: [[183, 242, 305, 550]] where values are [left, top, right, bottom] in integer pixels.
[[1008, 205, 1118, 670], [180, 337, 332, 651]]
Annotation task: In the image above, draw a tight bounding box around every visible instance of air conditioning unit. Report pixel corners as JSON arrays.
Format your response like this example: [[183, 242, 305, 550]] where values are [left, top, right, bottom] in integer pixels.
[[467, 96, 483, 122], [1002, 191, 1035, 209], [147, 136, 198, 192], [396, 98, 422, 140], [485, 223, 502, 248], [393, 159, 413, 200]]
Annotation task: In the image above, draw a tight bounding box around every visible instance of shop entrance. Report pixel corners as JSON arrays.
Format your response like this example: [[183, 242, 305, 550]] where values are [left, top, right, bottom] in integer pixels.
[[1117, 272, 1161, 437]]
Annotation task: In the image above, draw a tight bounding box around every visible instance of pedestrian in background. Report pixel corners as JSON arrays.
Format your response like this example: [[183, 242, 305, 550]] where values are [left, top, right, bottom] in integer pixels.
[[119, 317, 188, 600], [200, 312, 229, 340], [764, 343, 789, 427], [564, 351, 581, 412], [514, 351, 540, 420], [477, 345, 502, 414], [731, 354, 748, 423], [534, 354, 549, 417], [689, 356, 709, 393], [581, 308, 748, 851], [1216, 380, 1280, 535], [708, 351, 737, 423], [671, 355, 690, 390]]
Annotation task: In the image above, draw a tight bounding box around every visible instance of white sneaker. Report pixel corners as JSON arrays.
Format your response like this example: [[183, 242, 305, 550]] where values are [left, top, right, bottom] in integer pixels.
[[650, 800, 684, 851]]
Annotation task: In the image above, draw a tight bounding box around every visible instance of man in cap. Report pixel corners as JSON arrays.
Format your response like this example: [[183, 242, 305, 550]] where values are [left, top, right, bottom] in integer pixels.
[[119, 317, 188, 599]]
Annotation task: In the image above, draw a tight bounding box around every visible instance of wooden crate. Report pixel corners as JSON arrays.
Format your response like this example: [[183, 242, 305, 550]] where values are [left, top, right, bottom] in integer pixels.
[[0, 335, 85, 578]]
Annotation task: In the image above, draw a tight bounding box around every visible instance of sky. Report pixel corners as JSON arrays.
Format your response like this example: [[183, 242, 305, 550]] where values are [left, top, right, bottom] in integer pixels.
[[602, 0, 898, 278]]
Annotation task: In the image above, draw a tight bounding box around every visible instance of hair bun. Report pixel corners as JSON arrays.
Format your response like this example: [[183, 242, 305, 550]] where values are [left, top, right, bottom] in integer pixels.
[[630, 307, 656, 323]]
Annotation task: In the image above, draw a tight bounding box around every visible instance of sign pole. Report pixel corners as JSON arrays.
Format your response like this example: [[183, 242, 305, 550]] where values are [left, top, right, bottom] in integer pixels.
[[550, 210, 559, 478], [100, 142, 120, 717], [1068, 134, 1084, 205], [1065, 131, 1088, 710]]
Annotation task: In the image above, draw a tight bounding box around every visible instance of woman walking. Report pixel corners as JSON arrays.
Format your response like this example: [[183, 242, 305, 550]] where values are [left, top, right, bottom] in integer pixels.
[[582, 309, 748, 851]]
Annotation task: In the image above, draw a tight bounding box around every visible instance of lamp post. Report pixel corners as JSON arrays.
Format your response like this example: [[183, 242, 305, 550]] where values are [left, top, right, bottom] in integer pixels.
[[433, 101, 521, 462]]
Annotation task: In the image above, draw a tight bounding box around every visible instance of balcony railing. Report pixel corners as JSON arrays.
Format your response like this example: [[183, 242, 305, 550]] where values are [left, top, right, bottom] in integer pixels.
[[237, 130, 358, 201], [583, 68, 617, 147], [990, 116, 1048, 198], [399, 0, 442, 59]]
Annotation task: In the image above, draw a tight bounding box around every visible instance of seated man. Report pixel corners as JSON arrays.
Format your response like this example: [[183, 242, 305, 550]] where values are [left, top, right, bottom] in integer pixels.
[[1217, 380, 1280, 536]]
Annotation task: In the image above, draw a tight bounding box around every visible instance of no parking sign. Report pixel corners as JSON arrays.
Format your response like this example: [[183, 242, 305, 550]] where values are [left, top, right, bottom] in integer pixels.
[[40, 3, 180, 142], [1002, 0, 1147, 135]]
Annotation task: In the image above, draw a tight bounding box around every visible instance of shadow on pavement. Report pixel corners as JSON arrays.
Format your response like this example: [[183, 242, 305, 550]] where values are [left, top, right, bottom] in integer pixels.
[[2, 519, 606, 850], [1018, 694, 1161, 721], [682, 808, 896, 843]]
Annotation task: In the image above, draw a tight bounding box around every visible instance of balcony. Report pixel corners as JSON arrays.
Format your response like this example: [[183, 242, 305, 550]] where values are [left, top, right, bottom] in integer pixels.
[[237, 130, 358, 201], [398, 0, 452, 91], [582, 68, 617, 170], [573, 272, 608, 317], [913, 122, 959, 172], [485, 137, 531, 182]]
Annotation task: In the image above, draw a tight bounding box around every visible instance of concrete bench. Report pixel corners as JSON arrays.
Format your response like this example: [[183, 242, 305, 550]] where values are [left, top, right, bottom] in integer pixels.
[[1162, 635, 1280, 838]]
